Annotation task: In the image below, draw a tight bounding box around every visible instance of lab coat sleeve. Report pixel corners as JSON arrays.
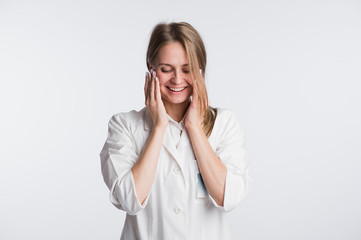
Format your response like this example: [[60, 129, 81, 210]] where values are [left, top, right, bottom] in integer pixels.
[[100, 113, 150, 215], [208, 109, 252, 212]]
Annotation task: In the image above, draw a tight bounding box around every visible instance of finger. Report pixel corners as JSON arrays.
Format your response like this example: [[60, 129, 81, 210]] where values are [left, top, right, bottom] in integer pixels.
[[150, 71, 156, 101], [148, 72, 153, 99], [155, 76, 161, 101], [146, 72, 152, 103], [192, 88, 203, 116]]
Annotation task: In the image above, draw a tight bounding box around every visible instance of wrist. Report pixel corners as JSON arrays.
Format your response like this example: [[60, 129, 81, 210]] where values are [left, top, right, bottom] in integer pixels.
[[185, 123, 202, 132], [154, 122, 168, 131]]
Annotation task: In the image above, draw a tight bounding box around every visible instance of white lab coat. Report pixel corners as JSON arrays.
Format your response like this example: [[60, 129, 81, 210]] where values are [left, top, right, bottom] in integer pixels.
[[100, 106, 251, 240]]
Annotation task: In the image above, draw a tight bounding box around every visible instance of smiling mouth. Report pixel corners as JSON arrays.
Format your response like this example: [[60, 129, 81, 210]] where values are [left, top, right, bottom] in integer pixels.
[[167, 87, 186, 92]]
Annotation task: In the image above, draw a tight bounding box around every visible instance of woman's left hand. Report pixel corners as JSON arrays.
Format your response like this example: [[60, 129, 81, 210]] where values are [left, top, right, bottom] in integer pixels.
[[184, 86, 203, 131]]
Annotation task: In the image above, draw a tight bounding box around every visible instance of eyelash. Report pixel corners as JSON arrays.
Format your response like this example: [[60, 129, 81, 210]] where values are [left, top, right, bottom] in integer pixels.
[[161, 69, 189, 74]]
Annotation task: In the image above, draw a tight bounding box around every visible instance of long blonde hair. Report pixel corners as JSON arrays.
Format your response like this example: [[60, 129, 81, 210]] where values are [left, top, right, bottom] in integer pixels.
[[146, 22, 217, 138]]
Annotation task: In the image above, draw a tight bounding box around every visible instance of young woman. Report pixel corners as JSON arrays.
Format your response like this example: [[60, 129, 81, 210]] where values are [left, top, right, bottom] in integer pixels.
[[100, 21, 251, 240]]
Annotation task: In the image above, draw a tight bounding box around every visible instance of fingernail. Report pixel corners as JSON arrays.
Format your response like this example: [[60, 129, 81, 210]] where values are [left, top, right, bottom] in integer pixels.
[[150, 69, 154, 74], [155, 77, 158, 81]]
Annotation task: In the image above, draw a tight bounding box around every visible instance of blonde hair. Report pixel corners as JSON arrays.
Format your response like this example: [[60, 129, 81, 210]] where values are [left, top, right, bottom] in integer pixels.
[[146, 21, 217, 138]]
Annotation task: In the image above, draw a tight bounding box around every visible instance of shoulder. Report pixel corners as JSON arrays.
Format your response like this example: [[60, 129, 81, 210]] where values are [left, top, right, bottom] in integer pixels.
[[111, 107, 146, 122], [108, 107, 147, 132], [210, 106, 245, 141], [212, 107, 240, 125]]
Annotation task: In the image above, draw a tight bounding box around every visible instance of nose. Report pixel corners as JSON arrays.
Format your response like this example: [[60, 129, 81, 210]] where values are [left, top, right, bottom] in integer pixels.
[[171, 69, 183, 85]]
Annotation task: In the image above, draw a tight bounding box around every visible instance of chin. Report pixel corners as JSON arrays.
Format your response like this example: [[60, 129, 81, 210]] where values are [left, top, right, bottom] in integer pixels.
[[162, 95, 191, 105], [168, 98, 190, 104]]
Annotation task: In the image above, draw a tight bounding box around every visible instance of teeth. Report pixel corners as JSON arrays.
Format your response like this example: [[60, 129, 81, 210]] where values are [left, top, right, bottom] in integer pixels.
[[169, 87, 185, 92]]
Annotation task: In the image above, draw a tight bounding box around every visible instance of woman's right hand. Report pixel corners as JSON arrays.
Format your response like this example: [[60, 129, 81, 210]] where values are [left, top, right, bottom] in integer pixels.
[[144, 69, 168, 129]]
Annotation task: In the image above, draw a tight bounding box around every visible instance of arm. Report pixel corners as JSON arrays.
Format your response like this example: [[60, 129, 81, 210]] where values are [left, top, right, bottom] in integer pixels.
[[100, 70, 168, 215], [131, 124, 166, 204], [100, 113, 149, 215], [187, 125, 227, 206], [186, 109, 251, 212], [132, 70, 168, 204]]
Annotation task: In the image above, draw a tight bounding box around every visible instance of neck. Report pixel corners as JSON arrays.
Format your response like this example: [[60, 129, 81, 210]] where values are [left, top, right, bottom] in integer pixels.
[[163, 99, 191, 123]]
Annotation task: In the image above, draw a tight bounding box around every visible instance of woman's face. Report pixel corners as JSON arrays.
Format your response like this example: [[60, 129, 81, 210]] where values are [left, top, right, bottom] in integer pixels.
[[152, 41, 193, 109]]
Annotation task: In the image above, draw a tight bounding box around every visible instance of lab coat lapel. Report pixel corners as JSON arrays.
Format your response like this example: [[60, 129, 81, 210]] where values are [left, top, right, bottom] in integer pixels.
[[162, 127, 184, 170]]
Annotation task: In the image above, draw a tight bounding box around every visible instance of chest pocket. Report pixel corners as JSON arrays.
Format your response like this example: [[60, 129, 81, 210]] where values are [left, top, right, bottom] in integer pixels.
[[192, 159, 208, 199]]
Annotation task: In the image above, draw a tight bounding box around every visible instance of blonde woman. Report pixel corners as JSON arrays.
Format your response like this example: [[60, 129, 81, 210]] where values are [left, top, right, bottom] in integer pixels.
[[100, 22, 251, 240]]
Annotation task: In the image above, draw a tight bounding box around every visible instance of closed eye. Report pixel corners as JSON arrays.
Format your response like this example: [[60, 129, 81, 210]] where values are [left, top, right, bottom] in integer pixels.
[[161, 68, 190, 74], [161, 69, 171, 73]]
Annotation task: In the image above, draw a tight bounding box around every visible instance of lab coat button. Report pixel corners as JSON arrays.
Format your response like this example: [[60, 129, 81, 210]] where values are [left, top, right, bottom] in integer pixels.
[[174, 207, 181, 214], [173, 167, 180, 174]]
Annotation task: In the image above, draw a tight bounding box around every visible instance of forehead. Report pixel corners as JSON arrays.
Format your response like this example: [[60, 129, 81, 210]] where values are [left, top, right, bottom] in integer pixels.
[[156, 42, 188, 66]]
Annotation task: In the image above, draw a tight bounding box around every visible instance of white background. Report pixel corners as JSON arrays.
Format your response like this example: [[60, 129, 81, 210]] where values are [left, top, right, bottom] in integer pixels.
[[1, 0, 360, 239]]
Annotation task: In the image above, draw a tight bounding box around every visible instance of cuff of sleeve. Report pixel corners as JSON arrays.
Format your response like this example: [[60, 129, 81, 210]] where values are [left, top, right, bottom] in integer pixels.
[[130, 169, 150, 208], [208, 168, 229, 212], [212, 168, 252, 212], [208, 193, 224, 209], [114, 170, 150, 215], [208, 167, 245, 212]]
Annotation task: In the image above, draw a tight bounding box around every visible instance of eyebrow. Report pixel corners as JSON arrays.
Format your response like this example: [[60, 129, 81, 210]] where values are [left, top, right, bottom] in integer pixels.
[[158, 63, 189, 67]]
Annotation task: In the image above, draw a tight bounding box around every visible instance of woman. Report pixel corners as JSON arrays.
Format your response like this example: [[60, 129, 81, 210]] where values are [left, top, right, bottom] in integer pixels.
[[100, 21, 251, 240]]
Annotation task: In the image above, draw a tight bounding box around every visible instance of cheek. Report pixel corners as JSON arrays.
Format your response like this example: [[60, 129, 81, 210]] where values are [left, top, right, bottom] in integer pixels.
[[158, 82, 168, 94], [186, 79, 194, 86], [157, 79, 167, 88], [155, 73, 167, 84]]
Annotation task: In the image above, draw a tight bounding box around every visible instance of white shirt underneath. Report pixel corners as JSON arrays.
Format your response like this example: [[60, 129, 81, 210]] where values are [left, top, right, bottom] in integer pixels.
[[166, 113, 185, 149]]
